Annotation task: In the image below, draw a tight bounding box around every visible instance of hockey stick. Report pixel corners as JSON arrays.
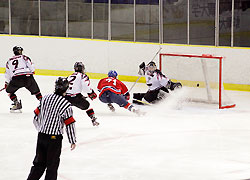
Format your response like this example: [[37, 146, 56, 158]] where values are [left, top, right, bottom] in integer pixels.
[[0, 87, 6, 92], [128, 47, 162, 93], [128, 76, 141, 93]]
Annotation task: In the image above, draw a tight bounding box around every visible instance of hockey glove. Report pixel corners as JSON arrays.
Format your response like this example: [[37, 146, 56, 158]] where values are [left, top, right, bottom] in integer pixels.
[[167, 80, 182, 91], [4, 81, 8, 89], [124, 92, 130, 100], [166, 80, 171, 89], [138, 62, 146, 75], [171, 82, 182, 90], [88, 90, 97, 100], [139, 62, 145, 70]]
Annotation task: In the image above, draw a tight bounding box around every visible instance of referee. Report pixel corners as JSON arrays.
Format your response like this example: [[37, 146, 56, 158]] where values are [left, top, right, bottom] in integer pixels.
[[27, 77, 77, 180]]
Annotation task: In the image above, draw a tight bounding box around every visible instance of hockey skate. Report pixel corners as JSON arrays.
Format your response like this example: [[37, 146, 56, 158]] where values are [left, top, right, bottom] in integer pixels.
[[10, 100, 22, 113], [107, 103, 115, 112], [91, 117, 99, 126], [131, 107, 146, 116]]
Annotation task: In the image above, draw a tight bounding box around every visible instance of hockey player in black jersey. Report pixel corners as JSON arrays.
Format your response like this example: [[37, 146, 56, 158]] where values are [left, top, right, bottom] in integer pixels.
[[133, 61, 182, 105]]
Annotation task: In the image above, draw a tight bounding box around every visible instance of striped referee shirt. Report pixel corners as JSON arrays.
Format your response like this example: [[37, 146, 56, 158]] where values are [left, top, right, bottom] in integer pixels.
[[33, 93, 76, 144]]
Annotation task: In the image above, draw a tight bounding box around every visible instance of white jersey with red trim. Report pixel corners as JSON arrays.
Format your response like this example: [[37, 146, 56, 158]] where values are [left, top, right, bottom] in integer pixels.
[[66, 72, 93, 96], [5, 55, 35, 83], [145, 69, 169, 91]]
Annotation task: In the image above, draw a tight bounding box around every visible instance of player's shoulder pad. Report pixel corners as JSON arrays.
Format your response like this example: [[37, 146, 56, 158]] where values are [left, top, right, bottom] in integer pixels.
[[117, 78, 123, 83], [23, 55, 32, 61], [23, 55, 30, 58], [82, 73, 90, 80], [155, 69, 166, 77]]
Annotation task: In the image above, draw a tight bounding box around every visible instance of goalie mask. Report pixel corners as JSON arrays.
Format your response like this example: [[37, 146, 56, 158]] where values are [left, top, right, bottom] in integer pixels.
[[74, 62, 85, 73], [147, 61, 157, 75]]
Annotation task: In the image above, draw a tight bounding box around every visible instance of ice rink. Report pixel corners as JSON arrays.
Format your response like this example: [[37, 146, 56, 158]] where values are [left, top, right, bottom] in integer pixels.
[[1, 74, 250, 180]]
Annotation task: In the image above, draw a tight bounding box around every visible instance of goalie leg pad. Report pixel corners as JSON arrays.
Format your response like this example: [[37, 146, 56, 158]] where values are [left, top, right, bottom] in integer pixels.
[[143, 90, 159, 103]]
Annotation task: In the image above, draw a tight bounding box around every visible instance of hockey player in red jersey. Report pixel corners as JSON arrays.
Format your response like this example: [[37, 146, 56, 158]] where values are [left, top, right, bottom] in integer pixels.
[[5, 46, 42, 112], [65, 62, 99, 126], [97, 70, 142, 115], [133, 61, 182, 105]]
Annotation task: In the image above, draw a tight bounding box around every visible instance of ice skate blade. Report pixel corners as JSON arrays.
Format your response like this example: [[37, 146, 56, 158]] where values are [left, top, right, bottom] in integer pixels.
[[133, 109, 146, 116], [107, 104, 115, 112], [10, 109, 22, 113], [137, 111, 146, 116], [139, 111, 147, 116], [92, 121, 100, 126]]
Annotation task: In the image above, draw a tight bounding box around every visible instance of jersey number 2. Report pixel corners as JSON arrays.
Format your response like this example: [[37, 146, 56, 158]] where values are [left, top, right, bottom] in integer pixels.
[[68, 76, 76, 90]]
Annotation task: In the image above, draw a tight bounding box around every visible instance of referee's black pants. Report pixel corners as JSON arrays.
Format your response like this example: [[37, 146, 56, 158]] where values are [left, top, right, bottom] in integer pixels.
[[27, 133, 63, 180]]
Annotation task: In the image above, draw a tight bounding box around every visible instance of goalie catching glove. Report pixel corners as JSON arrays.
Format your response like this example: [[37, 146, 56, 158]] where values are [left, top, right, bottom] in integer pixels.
[[87, 90, 97, 100], [138, 62, 146, 75], [124, 92, 130, 100]]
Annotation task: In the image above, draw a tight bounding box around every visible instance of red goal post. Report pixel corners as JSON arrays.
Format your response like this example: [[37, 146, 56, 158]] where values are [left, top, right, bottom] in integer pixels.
[[159, 53, 236, 109]]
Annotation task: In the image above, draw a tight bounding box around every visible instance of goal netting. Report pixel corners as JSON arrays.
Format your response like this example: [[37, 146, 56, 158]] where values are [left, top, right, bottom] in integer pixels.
[[159, 53, 236, 109]]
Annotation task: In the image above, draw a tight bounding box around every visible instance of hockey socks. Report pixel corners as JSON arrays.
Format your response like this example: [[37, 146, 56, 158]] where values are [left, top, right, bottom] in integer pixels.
[[86, 108, 99, 126], [35, 92, 42, 100], [124, 103, 133, 111]]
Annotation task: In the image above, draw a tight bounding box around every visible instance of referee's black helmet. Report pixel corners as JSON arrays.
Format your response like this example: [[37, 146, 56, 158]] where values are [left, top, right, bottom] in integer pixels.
[[55, 77, 69, 95]]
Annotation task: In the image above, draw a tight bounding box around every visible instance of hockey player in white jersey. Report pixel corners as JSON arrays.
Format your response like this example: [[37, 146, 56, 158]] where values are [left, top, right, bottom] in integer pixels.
[[65, 62, 99, 126], [5, 46, 42, 112], [133, 61, 182, 104]]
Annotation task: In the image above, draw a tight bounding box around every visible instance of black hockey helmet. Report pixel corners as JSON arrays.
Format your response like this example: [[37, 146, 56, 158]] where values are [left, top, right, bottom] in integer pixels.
[[74, 62, 85, 73], [55, 77, 69, 95], [13, 46, 23, 55], [147, 61, 157, 74]]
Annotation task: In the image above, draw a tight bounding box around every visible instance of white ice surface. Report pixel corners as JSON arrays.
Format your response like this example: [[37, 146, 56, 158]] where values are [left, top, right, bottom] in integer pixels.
[[1, 74, 250, 180]]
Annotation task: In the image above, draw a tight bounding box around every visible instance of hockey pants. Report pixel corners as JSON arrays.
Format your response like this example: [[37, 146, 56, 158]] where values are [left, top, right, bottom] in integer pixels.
[[99, 90, 129, 107], [65, 93, 90, 110]]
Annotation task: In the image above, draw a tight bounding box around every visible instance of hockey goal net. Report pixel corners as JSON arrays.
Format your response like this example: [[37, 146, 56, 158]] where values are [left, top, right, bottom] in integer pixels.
[[159, 53, 236, 109]]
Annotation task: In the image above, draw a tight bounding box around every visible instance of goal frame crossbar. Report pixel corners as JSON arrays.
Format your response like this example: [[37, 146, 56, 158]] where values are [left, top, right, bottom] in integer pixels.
[[159, 53, 236, 109]]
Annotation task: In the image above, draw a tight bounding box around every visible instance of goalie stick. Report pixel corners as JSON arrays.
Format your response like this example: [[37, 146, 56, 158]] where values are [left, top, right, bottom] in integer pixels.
[[132, 99, 151, 105], [128, 47, 162, 93]]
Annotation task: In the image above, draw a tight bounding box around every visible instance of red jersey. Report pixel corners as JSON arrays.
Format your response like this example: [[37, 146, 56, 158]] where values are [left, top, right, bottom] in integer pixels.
[[97, 77, 128, 97]]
